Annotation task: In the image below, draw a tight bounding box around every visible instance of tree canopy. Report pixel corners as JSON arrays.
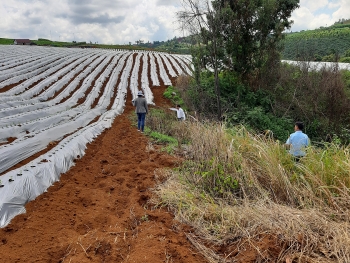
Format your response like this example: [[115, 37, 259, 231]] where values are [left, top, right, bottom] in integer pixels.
[[178, 0, 300, 119]]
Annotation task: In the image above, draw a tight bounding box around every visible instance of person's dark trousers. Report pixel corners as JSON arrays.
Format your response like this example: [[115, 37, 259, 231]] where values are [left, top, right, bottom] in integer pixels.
[[293, 156, 302, 162], [137, 113, 146, 132]]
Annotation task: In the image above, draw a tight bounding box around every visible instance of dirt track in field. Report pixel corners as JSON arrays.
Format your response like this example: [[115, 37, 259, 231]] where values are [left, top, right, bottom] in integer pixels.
[[0, 83, 207, 263]]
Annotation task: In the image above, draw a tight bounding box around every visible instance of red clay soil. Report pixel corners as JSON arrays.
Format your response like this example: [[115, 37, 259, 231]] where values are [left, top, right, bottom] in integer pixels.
[[0, 79, 26, 93], [0, 137, 17, 147], [0, 86, 206, 263]]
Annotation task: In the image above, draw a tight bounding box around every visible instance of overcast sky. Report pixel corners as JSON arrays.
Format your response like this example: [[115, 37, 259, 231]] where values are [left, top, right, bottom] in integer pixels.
[[1, 0, 349, 44]]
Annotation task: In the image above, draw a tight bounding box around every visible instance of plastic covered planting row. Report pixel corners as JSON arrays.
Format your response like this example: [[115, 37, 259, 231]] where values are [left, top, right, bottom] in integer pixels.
[[0, 46, 192, 227]]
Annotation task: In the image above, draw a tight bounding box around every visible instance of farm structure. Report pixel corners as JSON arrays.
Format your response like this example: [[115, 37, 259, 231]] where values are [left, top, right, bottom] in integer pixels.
[[0, 45, 192, 227], [13, 39, 32, 45]]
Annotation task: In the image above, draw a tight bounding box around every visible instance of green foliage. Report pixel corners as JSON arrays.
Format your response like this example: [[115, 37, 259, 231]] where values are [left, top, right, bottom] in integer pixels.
[[147, 130, 178, 145], [0, 37, 151, 50], [156, 119, 350, 262], [180, 59, 350, 143], [322, 54, 336, 62], [282, 26, 350, 61], [154, 37, 192, 54], [237, 106, 292, 139], [183, 70, 292, 140], [195, 158, 239, 195], [31, 39, 89, 47], [180, 0, 299, 119], [165, 119, 350, 206], [273, 63, 350, 143], [163, 86, 185, 107], [0, 38, 14, 45], [131, 109, 179, 154], [342, 70, 350, 88], [140, 214, 149, 222], [340, 57, 350, 63], [143, 116, 179, 154], [140, 109, 178, 145], [215, 0, 299, 77]]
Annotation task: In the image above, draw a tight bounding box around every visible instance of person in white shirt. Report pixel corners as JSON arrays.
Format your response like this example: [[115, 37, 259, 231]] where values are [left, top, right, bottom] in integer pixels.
[[285, 121, 310, 161], [176, 105, 186, 121]]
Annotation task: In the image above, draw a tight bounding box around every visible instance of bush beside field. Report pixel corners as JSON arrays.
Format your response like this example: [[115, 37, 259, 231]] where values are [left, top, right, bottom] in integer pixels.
[[145, 90, 350, 263]]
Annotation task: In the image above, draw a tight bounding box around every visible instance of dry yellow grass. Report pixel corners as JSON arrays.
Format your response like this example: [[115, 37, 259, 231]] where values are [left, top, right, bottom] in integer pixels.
[[148, 113, 350, 262]]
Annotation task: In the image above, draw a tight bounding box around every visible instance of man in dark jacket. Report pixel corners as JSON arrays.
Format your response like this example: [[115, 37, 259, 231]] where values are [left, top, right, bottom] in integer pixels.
[[132, 91, 148, 133]]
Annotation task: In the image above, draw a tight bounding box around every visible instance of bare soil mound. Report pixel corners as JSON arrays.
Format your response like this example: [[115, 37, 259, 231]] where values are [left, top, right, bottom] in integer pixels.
[[0, 87, 205, 263]]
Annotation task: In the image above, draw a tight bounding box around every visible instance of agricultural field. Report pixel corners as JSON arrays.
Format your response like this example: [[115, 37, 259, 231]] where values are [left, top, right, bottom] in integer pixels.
[[282, 26, 350, 60], [0, 45, 192, 228]]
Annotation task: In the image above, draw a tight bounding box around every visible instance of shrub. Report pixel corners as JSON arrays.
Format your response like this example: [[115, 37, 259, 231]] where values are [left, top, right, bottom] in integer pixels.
[[153, 117, 350, 263], [340, 57, 350, 63], [163, 86, 185, 107]]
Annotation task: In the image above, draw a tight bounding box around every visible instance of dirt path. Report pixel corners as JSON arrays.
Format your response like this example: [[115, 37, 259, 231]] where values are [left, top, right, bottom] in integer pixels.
[[0, 87, 205, 263]]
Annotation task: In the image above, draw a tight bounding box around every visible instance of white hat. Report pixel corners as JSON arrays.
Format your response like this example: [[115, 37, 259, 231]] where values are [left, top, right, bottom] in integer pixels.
[[137, 90, 144, 96]]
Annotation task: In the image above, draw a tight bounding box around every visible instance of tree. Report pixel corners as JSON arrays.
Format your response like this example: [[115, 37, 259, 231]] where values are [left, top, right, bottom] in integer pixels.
[[177, 0, 227, 120], [217, 0, 299, 77], [177, 0, 300, 120]]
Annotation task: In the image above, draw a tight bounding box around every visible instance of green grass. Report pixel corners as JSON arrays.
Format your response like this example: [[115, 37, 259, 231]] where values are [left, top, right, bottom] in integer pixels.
[[0, 38, 14, 45], [148, 105, 350, 262], [144, 126, 178, 155], [144, 128, 178, 145], [0, 37, 154, 51], [163, 86, 185, 108], [129, 110, 180, 155]]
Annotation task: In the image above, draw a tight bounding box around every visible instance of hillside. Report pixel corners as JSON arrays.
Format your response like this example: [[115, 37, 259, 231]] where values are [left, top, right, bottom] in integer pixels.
[[0, 37, 152, 51], [282, 19, 350, 61], [155, 20, 350, 59], [154, 36, 192, 54]]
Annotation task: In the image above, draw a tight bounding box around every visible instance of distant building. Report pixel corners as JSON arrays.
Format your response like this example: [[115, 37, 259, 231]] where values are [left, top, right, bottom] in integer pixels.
[[14, 39, 31, 45]]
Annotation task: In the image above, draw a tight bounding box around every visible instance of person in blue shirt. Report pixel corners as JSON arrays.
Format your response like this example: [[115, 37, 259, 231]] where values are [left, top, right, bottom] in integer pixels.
[[285, 122, 310, 160]]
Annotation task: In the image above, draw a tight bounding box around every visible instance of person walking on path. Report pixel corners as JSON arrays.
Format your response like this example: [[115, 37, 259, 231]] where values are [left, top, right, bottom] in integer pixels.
[[285, 121, 310, 161], [132, 90, 148, 133]]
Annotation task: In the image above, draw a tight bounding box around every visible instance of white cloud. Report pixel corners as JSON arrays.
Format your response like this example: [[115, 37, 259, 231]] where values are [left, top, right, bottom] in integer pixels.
[[291, 7, 334, 32], [332, 0, 350, 21], [1, 0, 349, 43], [0, 0, 182, 44], [290, 0, 350, 32], [328, 1, 341, 9], [299, 0, 329, 12]]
